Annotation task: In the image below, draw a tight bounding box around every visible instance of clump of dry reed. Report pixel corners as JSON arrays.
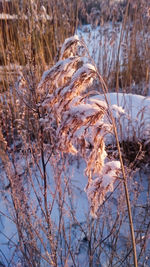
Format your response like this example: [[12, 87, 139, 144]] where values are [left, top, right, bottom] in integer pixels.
[[38, 35, 122, 218], [0, 0, 78, 91]]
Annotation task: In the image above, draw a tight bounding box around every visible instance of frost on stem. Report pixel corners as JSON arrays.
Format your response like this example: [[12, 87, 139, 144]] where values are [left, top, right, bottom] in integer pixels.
[[38, 35, 120, 218]]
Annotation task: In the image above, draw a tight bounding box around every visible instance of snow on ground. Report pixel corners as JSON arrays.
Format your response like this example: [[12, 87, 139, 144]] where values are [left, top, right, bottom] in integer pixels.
[[77, 23, 150, 97], [92, 92, 150, 142], [77, 23, 121, 75]]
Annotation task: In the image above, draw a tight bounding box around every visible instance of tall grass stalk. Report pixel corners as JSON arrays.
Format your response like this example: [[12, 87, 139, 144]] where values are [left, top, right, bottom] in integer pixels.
[[115, 0, 130, 93], [81, 37, 138, 267]]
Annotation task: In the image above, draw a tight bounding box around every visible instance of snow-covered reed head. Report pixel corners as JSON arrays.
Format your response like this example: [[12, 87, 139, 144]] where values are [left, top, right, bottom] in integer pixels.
[[38, 35, 120, 218], [60, 35, 80, 60]]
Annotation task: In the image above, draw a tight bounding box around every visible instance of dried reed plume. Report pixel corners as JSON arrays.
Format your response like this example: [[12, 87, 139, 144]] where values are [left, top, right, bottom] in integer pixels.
[[38, 35, 121, 218]]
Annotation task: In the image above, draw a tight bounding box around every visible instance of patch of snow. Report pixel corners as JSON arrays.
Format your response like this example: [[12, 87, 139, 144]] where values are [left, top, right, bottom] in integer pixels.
[[92, 92, 150, 142]]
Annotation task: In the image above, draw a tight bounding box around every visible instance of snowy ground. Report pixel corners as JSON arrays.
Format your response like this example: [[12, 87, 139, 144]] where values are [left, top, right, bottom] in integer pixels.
[[77, 23, 150, 97], [77, 23, 121, 77], [93, 92, 150, 142]]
